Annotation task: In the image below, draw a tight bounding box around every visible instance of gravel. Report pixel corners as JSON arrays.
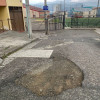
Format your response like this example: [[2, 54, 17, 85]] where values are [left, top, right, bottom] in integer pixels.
[[0, 29, 100, 100]]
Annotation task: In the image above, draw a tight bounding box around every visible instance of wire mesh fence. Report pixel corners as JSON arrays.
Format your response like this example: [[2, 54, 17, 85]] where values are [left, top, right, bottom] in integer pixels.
[[24, 15, 64, 33], [66, 17, 100, 28], [48, 15, 64, 31]]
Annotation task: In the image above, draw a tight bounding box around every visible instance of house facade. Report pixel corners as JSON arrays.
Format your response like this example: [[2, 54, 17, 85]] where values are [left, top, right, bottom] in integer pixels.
[[91, 7, 100, 17], [0, 0, 24, 31], [83, 7, 100, 18], [23, 4, 50, 18]]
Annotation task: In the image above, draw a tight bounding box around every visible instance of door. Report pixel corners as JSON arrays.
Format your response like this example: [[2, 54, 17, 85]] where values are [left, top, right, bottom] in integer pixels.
[[9, 7, 24, 32]]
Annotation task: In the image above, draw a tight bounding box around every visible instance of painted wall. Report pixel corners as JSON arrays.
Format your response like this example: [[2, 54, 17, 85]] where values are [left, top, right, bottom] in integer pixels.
[[23, 7, 40, 18], [23, 7, 33, 18], [83, 11, 89, 17], [0, 0, 25, 30], [0, 6, 10, 29], [0, 0, 6, 6], [6, 0, 22, 7], [91, 10, 96, 17], [32, 11, 39, 18]]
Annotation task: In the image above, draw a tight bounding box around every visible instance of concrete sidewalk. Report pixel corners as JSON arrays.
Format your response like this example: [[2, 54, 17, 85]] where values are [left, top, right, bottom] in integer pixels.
[[0, 31, 43, 59]]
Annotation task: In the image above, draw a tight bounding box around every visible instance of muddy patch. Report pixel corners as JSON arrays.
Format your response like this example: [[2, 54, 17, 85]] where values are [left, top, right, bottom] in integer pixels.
[[15, 55, 83, 96]]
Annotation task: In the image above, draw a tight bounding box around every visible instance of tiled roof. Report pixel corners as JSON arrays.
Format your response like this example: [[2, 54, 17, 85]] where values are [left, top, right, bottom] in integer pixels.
[[23, 4, 49, 12]]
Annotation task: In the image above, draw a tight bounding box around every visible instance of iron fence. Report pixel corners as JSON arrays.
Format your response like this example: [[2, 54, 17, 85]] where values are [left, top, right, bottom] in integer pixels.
[[66, 17, 100, 28], [48, 15, 64, 31], [24, 15, 64, 34], [24, 18, 45, 31]]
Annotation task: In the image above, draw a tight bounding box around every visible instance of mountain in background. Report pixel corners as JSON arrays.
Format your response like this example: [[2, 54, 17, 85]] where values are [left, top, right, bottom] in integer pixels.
[[31, 0, 98, 13]]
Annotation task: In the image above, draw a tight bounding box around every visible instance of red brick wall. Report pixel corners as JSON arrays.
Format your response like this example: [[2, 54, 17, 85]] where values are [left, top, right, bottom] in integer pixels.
[[0, 0, 6, 6]]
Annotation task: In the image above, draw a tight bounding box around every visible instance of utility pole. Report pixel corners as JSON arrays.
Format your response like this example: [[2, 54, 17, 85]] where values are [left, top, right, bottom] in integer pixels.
[[97, 0, 100, 17], [25, 0, 32, 38], [63, 0, 66, 29], [44, 0, 48, 35]]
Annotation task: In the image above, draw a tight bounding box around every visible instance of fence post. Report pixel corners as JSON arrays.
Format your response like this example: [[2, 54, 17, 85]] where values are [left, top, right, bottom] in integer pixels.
[[1, 20, 4, 32], [63, 15, 65, 29], [45, 19, 49, 35], [71, 17, 72, 28], [7, 19, 10, 30], [55, 17, 56, 30], [47, 19, 49, 34]]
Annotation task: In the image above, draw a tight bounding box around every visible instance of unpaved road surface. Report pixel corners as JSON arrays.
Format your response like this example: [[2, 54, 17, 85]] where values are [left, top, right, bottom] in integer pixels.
[[0, 29, 100, 100]]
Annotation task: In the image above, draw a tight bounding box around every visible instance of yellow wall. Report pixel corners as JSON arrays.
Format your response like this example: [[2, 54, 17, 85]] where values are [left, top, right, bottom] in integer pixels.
[[6, 0, 23, 7], [0, 6, 10, 29], [0, 0, 25, 30], [6, 0, 25, 30]]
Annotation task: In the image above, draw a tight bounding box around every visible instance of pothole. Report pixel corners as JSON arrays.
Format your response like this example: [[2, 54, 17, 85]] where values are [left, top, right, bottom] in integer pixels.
[[15, 53, 84, 96]]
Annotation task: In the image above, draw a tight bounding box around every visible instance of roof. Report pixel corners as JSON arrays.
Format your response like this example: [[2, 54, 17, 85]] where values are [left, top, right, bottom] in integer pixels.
[[93, 7, 100, 10], [72, 7, 92, 12], [23, 4, 49, 12]]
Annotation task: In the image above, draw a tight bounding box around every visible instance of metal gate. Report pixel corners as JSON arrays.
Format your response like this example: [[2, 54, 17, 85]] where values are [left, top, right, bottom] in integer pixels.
[[28, 15, 64, 33], [48, 15, 64, 31]]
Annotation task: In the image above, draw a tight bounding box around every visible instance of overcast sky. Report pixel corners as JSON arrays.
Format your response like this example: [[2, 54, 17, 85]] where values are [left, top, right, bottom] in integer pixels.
[[22, 0, 56, 4], [22, 0, 96, 4]]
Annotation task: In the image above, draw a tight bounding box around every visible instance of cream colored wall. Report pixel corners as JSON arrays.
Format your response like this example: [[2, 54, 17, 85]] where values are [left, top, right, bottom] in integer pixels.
[[23, 8, 33, 18], [0, 6, 10, 29], [23, 7, 26, 17], [83, 11, 89, 17], [33, 11, 39, 18], [6, 0, 22, 7], [23, 7, 40, 18], [83, 9, 97, 18], [30, 10, 33, 18], [91, 9, 97, 17]]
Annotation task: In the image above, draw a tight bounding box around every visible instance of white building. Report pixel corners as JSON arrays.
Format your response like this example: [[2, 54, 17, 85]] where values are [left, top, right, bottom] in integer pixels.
[[54, 4, 61, 13]]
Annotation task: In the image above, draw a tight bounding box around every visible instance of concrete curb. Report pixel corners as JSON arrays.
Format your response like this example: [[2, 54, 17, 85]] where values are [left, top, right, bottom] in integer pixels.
[[94, 28, 100, 35], [65, 27, 96, 30], [0, 38, 39, 59]]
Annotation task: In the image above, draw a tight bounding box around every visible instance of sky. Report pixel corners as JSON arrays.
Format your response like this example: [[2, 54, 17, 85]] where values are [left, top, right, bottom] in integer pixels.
[[22, 0, 96, 4], [22, 0, 56, 4]]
